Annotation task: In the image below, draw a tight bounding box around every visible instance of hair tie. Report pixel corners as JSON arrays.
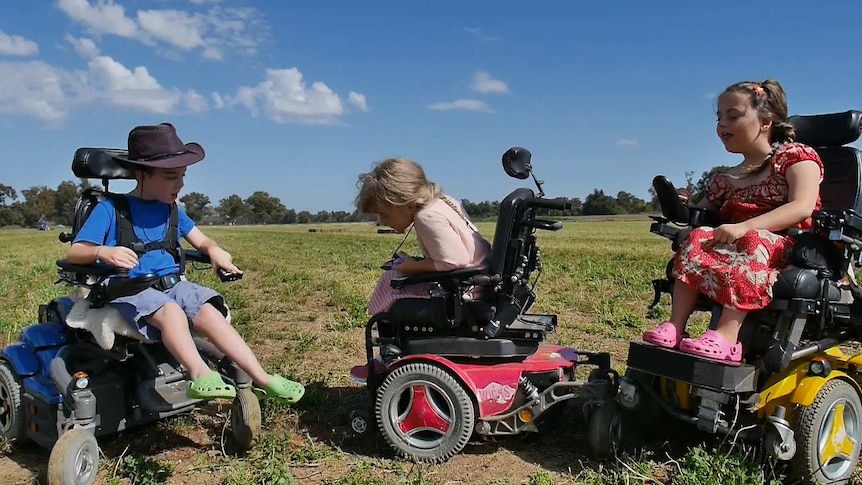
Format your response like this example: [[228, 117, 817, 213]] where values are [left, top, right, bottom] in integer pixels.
[[751, 84, 765, 97]]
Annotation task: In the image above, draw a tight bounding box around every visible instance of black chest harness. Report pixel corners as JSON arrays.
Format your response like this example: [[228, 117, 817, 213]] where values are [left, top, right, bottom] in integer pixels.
[[107, 194, 186, 289]]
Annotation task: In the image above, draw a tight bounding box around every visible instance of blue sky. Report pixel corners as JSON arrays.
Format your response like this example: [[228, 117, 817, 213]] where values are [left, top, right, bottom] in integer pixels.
[[1, 0, 861, 212]]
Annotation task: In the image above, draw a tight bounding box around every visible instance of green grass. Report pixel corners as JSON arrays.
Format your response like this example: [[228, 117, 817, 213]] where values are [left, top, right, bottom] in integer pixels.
[[0, 221, 854, 484]]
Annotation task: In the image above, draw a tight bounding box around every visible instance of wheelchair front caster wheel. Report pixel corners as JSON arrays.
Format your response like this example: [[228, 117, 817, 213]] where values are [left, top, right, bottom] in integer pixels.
[[48, 428, 99, 485], [349, 409, 373, 435], [587, 400, 624, 460], [231, 388, 262, 452]]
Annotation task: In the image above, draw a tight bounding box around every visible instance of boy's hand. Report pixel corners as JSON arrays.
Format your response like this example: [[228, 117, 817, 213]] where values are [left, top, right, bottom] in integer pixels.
[[209, 247, 242, 275], [101, 247, 138, 269]]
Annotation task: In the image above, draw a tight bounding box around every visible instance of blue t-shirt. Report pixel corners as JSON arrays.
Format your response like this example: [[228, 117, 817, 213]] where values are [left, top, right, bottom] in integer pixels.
[[74, 196, 195, 278]]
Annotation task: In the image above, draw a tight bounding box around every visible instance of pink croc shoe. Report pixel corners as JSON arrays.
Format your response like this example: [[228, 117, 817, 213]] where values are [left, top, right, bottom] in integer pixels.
[[678, 330, 743, 364], [642, 322, 689, 349]]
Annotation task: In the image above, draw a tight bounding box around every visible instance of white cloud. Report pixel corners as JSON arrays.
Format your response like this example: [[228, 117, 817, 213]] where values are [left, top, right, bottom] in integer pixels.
[[211, 91, 224, 109], [616, 139, 638, 147], [0, 61, 76, 125], [0, 30, 39, 57], [0, 53, 208, 126], [137, 9, 207, 51], [57, 0, 139, 38], [86, 56, 181, 113], [464, 27, 500, 43], [226, 67, 357, 124], [428, 99, 493, 112], [57, 0, 268, 60], [348, 91, 368, 112], [471, 71, 508, 95], [65, 35, 99, 59], [185, 90, 208, 112]]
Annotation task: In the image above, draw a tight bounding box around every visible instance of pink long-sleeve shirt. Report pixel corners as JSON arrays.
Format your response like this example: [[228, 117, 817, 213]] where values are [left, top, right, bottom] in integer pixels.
[[414, 195, 491, 271]]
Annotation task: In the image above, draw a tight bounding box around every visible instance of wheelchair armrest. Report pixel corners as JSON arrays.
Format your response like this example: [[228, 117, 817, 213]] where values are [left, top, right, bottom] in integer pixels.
[[390, 267, 486, 290], [185, 250, 210, 264], [525, 219, 563, 231], [102, 273, 160, 301], [689, 207, 721, 227], [56, 259, 124, 278], [813, 209, 862, 241]]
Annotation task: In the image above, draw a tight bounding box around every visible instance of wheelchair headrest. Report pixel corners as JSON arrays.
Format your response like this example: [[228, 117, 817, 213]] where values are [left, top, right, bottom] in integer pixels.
[[788, 110, 862, 148], [72, 148, 137, 180]]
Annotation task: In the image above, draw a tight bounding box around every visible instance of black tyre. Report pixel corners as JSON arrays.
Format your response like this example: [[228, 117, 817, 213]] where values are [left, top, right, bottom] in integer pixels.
[[47, 428, 99, 485], [375, 362, 475, 462], [587, 400, 624, 459], [349, 408, 373, 436], [792, 379, 862, 485], [230, 388, 261, 452], [0, 360, 24, 442]]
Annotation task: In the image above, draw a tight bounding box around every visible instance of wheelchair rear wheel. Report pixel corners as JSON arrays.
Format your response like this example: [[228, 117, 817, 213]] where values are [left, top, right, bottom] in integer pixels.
[[0, 360, 24, 442], [375, 362, 475, 462], [792, 379, 862, 485]]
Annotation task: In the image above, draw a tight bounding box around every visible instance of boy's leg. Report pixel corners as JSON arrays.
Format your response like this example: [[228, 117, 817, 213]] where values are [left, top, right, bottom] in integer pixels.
[[170, 281, 304, 403], [194, 304, 271, 385], [168, 282, 270, 386], [111, 288, 213, 380], [147, 303, 213, 380]]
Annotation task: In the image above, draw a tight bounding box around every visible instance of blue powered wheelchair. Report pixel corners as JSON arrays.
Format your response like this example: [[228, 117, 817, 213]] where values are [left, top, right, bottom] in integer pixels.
[[0, 148, 260, 485]]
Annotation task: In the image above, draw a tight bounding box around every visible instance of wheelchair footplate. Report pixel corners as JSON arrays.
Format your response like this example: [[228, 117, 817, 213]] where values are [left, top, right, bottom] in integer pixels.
[[626, 341, 757, 393]]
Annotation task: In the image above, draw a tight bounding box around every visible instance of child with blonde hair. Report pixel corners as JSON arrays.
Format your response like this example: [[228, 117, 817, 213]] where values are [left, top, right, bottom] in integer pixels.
[[355, 157, 492, 315], [349, 157, 492, 381]]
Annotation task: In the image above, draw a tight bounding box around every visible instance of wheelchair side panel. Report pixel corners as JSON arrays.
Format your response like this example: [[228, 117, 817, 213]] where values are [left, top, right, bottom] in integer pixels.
[[1, 344, 40, 376]]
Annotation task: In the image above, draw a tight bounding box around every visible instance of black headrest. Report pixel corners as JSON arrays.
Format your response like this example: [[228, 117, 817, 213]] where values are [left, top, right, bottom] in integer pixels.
[[72, 148, 137, 180], [788, 110, 862, 148]]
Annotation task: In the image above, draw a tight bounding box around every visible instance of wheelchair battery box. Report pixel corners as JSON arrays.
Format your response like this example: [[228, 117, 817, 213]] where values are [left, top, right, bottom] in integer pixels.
[[626, 341, 757, 393]]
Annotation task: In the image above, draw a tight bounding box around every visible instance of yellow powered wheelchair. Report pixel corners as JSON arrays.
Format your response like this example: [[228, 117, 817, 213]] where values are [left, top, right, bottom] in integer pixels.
[[589, 110, 862, 485]]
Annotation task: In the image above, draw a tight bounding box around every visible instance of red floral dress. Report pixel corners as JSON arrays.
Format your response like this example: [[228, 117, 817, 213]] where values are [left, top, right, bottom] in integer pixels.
[[673, 142, 824, 311]]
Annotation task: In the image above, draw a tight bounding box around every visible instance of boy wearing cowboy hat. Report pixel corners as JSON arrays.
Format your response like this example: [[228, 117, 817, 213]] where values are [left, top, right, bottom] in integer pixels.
[[66, 123, 304, 404]]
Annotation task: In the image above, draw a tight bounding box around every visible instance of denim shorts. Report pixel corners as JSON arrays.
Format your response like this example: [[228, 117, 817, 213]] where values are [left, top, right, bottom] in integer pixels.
[[110, 280, 227, 340]]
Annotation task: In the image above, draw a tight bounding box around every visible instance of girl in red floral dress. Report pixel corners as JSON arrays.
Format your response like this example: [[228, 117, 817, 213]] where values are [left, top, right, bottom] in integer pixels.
[[642, 79, 824, 363]]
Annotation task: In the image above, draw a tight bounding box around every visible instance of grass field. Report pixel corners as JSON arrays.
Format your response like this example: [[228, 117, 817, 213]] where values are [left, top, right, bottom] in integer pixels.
[[0, 220, 856, 484]]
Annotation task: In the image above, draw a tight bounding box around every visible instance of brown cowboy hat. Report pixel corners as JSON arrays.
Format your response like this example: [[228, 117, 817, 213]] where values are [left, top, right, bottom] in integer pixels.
[[112, 122, 205, 169]]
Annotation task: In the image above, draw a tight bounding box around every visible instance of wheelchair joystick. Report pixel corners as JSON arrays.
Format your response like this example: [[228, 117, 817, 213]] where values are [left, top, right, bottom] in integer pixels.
[[217, 267, 243, 282]]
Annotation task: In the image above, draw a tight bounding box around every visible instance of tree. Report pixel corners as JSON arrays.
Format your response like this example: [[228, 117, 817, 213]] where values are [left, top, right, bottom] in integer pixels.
[[216, 194, 250, 225], [54, 180, 79, 226], [615, 191, 647, 214], [244, 191, 288, 224], [180, 192, 211, 222], [20, 186, 56, 227], [582, 189, 622, 215], [0, 183, 17, 205]]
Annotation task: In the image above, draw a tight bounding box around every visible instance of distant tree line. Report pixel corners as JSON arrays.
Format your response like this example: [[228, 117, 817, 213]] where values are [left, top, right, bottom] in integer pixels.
[[0, 168, 723, 228]]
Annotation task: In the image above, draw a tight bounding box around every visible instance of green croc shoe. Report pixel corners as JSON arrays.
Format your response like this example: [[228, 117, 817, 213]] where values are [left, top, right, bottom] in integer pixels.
[[254, 374, 305, 404], [187, 371, 236, 400]]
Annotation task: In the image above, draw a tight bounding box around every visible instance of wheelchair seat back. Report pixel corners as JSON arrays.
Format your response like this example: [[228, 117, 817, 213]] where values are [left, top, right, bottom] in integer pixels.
[[789, 110, 862, 212], [67, 148, 136, 241], [488, 187, 539, 279]]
